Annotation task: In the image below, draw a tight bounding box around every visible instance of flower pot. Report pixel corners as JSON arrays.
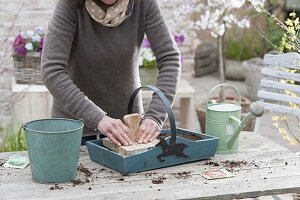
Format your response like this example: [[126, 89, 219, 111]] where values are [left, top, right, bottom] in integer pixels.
[[139, 68, 158, 86], [194, 43, 218, 77], [196, 96, 255, 133], [12, 52, 42, 85], [225, 60, 245, 81], [242, 57, 263, 101]]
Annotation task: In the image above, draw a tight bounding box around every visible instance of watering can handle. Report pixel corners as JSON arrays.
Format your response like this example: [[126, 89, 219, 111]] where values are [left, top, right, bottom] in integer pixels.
[[127, 85, 177, 145], [206, 83, 241, 108]]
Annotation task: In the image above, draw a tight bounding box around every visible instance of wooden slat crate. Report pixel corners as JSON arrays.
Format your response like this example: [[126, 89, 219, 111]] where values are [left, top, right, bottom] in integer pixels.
[[194, 43, 218, 77]]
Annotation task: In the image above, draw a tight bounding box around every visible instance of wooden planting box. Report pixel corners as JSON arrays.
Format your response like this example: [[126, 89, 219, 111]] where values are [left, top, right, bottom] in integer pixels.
[[86, 86, 219, 174], [194, 43, 218, 77]]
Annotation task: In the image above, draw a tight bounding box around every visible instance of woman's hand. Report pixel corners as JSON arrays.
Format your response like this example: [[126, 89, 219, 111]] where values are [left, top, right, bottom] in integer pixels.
[[137, 119, 160, 144], [97, 116, 132, 146]]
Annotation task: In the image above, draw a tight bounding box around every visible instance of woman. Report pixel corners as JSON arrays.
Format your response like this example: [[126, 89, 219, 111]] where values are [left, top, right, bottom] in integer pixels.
[[41, 0, 181, 146]]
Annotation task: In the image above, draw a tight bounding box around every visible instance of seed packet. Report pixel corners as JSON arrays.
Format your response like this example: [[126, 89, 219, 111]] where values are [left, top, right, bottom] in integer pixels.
[[3, 154, 30, 169], [199, 168, 234, 180]]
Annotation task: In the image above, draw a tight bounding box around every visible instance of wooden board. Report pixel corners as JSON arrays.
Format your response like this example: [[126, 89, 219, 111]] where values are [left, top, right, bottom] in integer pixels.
[[0, 132, 299, 200], [102, 137, 159, 156]]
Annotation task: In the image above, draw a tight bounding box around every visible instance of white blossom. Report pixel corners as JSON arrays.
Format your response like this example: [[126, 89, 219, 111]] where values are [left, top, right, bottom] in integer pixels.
[[158, 0, 258, 38], [142, 48, 156, 62], [25, 43, 33, 51], [35, 26, 44, 35], [248, 0, 265, 12], [32, 34, 41, 42], [25, 30, 34, 39]]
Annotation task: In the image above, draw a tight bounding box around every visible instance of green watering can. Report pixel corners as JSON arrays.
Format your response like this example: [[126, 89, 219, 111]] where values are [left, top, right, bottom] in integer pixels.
[[205, 83, 264, 154]]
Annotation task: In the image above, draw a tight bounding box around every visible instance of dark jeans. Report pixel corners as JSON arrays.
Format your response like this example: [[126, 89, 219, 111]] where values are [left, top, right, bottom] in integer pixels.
[[81, 134, 106, 146], [81, 135, 97, 146]]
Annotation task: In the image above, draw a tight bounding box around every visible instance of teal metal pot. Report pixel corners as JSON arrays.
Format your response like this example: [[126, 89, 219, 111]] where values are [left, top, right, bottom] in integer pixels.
[[23, 118, 83, 183]]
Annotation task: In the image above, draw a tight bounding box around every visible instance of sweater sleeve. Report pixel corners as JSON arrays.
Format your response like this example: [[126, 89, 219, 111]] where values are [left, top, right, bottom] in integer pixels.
[[41, 1, 106, 129], [143, 0, 181, 128]]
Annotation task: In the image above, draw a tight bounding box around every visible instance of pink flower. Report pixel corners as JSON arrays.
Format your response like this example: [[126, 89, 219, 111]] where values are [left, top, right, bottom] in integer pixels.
[[174, 34, 185, 45], [39, 37, 44, 51], [142, 38, 151, 48], [13, 35, 26, 56]]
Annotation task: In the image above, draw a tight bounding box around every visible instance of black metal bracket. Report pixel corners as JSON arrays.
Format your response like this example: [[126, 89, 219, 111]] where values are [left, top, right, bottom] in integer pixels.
[[155, 136, 189, 162]]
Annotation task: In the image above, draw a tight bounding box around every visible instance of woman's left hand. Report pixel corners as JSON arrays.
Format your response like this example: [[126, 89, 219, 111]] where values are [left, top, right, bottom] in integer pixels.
[[137, 118, 160, 144]]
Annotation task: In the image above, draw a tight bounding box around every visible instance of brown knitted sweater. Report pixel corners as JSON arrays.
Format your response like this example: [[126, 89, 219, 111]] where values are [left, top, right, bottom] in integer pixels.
[[41, 0, 181, 136]]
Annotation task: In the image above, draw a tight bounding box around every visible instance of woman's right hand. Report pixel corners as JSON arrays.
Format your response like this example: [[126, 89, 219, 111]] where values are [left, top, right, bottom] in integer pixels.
[[97, 116, 132, 146]]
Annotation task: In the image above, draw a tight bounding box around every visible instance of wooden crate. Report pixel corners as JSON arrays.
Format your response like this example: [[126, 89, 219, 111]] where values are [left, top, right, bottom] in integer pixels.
[[194, 43, 218, 77], [86, 128, 218, 175], [87, 85, 218, 174]]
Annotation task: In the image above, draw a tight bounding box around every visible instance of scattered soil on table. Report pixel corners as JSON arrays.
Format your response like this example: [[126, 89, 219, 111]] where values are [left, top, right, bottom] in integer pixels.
[[204, 160, 256, 170], [222, 160, 248, 169], [204, 161, 220, 167], [171, 171, 191, 179], [144, 172, 157, 178], [49, 184, 63, 190], [88, 187, 92, 190], [152, 179, 164, 184], [160, 133, 202, 141], [151, 176, 166, 184], [0, 162, 4, 167], [71, 179, 84, 186], [118, 178, 125, 181], [78, 164, 93, 177]]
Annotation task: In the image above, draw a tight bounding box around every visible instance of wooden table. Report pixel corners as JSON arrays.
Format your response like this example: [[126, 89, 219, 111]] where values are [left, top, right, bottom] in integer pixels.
[[0, 132, 299, 200]]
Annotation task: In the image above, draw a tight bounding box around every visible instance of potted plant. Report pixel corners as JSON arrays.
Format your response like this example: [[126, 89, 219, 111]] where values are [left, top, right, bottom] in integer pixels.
[[139, 34, 185, 86], [190, 0, 262, 132], [12, 27, 44, 84]]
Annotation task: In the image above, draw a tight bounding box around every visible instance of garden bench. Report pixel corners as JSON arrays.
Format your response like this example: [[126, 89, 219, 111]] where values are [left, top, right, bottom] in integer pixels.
[[255, 52, 300, 134]]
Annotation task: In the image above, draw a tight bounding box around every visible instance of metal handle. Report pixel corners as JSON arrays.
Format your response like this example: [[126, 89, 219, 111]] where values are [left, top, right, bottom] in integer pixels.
[[127, 85, 177, 144], [17, 124, 27, 150], [206, 83, 241, 109]]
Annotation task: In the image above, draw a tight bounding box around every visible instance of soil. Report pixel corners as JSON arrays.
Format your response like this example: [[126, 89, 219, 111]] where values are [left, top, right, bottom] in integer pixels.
[[204, 161, 220, 167], [171, 171, 191, 179], [222, 160, 248, 169], [118, 178, 125, 181], [71, 179, 84, 186], [0, 162, 4, 167], [49, 184, 63, 190], [78, 164, 92, 177], [151, 176, 166, 184], [204, 160, 256, 170], [160, 133, 202, 141], [152, 179, 164, 184]]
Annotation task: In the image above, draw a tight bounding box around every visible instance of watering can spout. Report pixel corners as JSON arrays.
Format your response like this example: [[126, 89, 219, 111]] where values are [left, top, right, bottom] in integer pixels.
[[227, 102, 264, 148]]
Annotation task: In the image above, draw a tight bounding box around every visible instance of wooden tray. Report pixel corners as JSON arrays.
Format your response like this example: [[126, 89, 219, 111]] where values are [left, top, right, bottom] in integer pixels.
[[86, 86, 219, 174]]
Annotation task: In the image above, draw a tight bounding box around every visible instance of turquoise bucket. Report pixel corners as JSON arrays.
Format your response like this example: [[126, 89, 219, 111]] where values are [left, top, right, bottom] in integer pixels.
[[23, 118, 84, 183]]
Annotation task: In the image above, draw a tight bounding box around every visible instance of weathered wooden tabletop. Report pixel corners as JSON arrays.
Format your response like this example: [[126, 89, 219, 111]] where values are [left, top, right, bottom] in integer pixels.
[[0, 132, 299, 200]]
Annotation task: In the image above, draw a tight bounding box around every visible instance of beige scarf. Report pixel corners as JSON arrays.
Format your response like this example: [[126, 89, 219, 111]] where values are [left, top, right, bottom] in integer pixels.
[[85, 0, 130, 27]]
